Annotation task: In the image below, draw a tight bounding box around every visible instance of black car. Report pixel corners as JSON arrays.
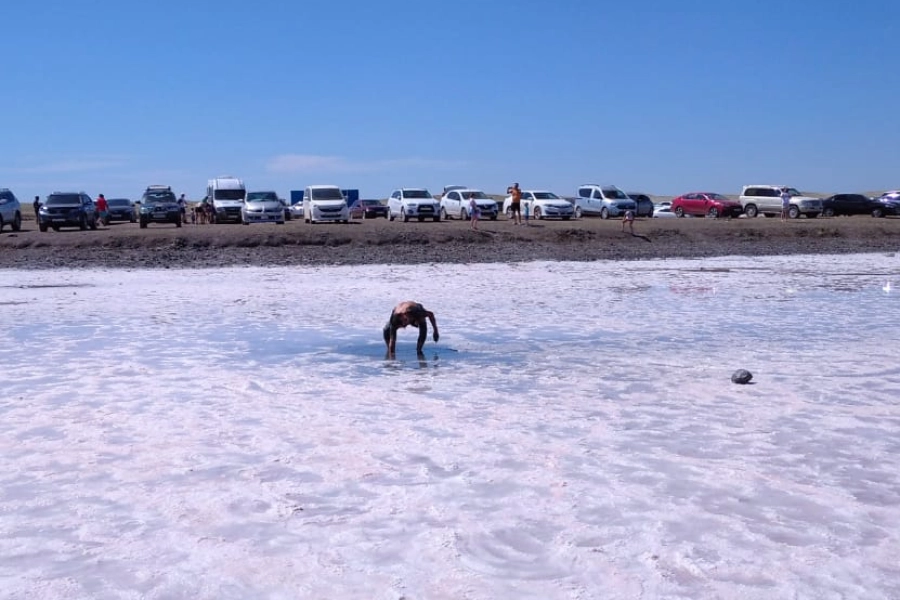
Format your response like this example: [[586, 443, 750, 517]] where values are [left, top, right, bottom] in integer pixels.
[[821, 193, 887, 218], [38, 192, 98, 232], [626, 192, 655, 218], [106, 198, 137, 223], [139, 185, 182, 228], [875, 193, 900, 217]]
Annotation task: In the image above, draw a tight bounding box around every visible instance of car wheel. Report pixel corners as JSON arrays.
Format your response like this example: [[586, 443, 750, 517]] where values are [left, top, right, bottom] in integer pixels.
[[505, 207, 512, 218], [823, 208, 835, 217], [89, 217, 98, 230], [176, 220, 183, 228], [744, 204, 758, 218], [403, 212, 409, 223], [788, 206, 800, 219], [534, 207, 542, 220], [0, 218, 4, 232], [440, 207, 449, 221], [79, 215, 87, 230], [600, 207, 609, 220], [872, 207, 884, 218], [675, 206, 685, 218], [52, 225, 60, 231], [388, 211, 395, 221], [574, 206, 582, 219], [707, 207, 719, 218], [12, 213, 22, 232], [39, 222, 48, 232], [140, 220, 148, 229], [460, 209, 468, 220]]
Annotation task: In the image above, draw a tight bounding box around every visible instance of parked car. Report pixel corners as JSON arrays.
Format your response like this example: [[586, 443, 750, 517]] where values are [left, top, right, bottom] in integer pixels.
[[139, 185, 182, 228], [502, 190, 574, 220], [652, 204, 677, 218], [739, 185, 822, 219], [670, 192, 743, 218], [441, 185, 467, 197], [38, 192, 98, 232], [349, 198, 389, 220], [302, 184, 350, 224], [626, 192, 655, 218], [106, 198, 137, 223], [440, 189, 498, 221], [874, 193, 900, 216], [574, 184, 636, 219], [388, 188, 441, 222], [242, 191, 286, 225], [0, 188, 23, 232], [820, 193, 887, 218]]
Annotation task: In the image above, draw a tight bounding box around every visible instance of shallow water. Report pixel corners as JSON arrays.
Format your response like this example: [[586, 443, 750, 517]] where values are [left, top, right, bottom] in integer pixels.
[[1, 254, 899, 599]]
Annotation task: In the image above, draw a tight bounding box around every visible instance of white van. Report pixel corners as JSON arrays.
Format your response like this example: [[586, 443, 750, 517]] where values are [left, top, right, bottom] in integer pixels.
[[207, 176, 246, 223], [303, 185, 349, 224]]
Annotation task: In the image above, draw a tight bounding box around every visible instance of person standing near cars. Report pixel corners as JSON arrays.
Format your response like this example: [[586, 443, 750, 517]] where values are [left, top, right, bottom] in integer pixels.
[[95, 194, 109, 225], [468, 193, 480, 230], [178, 194, 188, 224], [33, 196, 40, 220], [780, 187, 791, 221], [507, 182, 522, 225]]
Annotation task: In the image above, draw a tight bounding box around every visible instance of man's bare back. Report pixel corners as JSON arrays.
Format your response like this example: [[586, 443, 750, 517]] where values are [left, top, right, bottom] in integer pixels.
[[383, 301, 439, 357]]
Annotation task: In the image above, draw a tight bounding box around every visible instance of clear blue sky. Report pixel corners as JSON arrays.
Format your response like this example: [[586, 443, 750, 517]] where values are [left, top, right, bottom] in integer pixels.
[[2, 0, 897, 201]]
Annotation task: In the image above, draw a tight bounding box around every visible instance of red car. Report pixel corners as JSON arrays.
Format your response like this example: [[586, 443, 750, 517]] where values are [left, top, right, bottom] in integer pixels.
[[348, 198, 389, 220], [670, 192, 743, 218]]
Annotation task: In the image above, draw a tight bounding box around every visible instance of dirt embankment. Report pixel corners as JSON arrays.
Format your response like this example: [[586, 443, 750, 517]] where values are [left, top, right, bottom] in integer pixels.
[[1, 214, 898, 269]]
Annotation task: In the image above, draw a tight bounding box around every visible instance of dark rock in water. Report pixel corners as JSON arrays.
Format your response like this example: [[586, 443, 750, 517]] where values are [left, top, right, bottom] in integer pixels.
[[731, 369, 753, 384]]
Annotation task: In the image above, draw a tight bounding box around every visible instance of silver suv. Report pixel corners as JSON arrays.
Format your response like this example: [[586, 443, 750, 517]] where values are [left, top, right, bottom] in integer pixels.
[[740, 185, 822, 219], [0, 188, 22, 232]]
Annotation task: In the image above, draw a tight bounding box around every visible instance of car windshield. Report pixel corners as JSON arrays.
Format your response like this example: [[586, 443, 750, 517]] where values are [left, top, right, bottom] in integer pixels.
[[403, 189, 432, 199], [145, 192, 176, 203], [311, 188, 345, 201], [247, 192, 278, 201], [214, 189, 245, 201], [361, 200, 381, 206], [603, 188, 629, 200], [108, 199, 131, 207], [464, 191, 488, 199], [532, 192, 560, 200], [45, 194, 81, 205]]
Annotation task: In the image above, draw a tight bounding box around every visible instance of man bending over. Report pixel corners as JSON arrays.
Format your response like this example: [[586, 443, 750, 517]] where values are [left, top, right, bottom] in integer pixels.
[[383, 301, 439, 357]]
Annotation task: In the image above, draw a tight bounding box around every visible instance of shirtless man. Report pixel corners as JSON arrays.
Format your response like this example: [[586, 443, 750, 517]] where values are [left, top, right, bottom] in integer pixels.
[[383, 301, 439, 357]]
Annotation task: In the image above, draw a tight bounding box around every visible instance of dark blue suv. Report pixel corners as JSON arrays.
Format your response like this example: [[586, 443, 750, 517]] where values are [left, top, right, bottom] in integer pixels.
[[38, 192, 98, 232]]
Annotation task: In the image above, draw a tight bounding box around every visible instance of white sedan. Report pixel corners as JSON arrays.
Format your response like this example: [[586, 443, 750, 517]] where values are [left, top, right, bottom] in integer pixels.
[[388, 188, 441, 222], [652, 202, 677, 218], [439, 189, 498, 220], [502, 190, 574, 220]]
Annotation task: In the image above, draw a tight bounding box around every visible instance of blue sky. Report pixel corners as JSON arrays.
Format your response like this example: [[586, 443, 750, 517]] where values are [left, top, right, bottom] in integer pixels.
[[2, 0, 897, 201]]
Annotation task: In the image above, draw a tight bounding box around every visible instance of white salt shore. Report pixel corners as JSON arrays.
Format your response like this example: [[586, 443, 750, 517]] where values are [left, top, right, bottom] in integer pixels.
[[1, 253, 899, 599]]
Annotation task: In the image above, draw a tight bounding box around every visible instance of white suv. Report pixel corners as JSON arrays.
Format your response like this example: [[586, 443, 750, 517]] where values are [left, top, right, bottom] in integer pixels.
[[388, 188, 440, 222], [740, 185, 822, 219]]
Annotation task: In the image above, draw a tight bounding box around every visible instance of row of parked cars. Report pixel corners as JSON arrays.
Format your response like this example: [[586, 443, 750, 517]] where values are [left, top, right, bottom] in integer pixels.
[[4, 183, 899, 235]]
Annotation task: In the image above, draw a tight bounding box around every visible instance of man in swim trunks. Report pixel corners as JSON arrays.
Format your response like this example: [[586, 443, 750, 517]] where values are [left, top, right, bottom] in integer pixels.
[[507, 182, 522, 225], [383, 301, 439, 357]]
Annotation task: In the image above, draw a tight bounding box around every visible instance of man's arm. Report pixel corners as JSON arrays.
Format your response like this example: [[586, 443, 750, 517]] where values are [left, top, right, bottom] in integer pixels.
[[425, 310, 439, 343]]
